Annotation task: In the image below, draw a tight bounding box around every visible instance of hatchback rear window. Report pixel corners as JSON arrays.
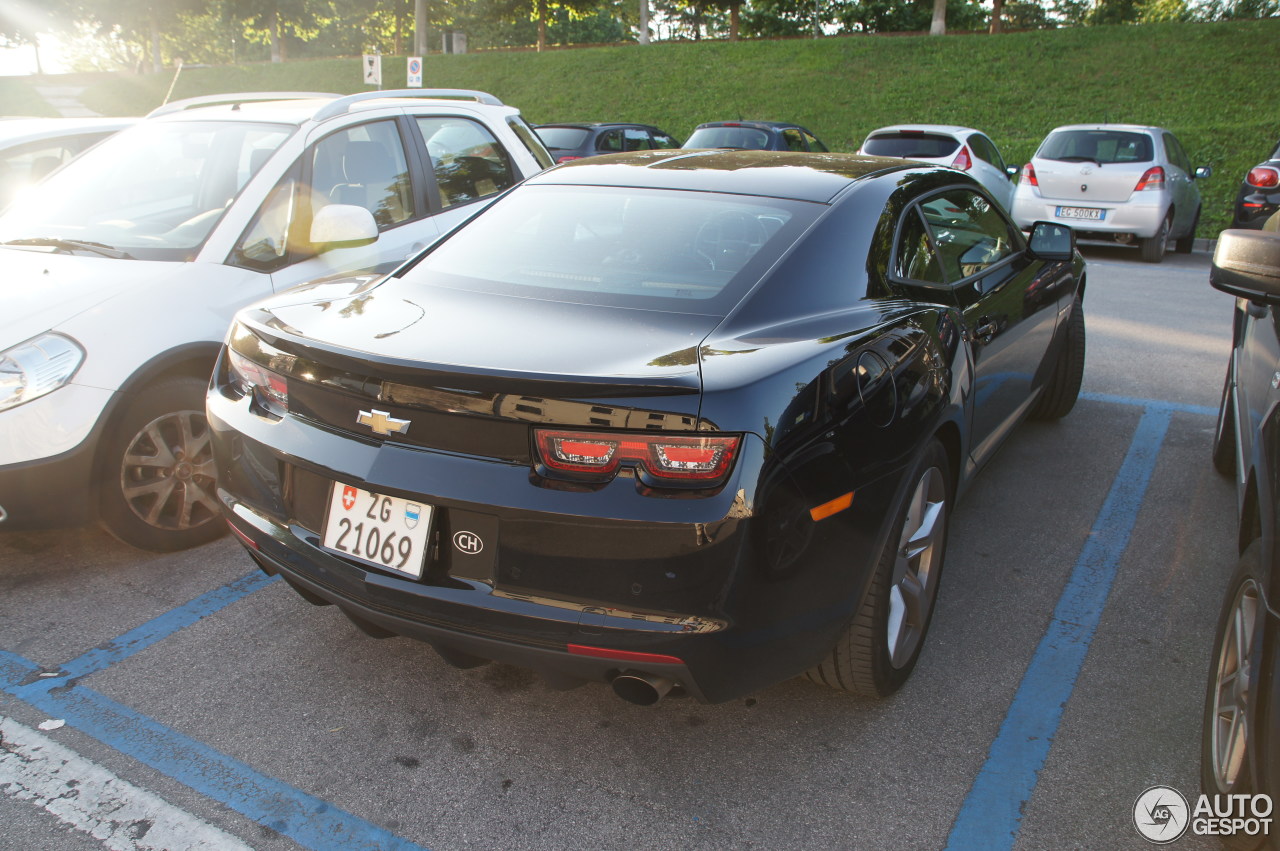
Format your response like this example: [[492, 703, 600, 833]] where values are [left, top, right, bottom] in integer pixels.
[[685, 127, 771, 150], [535, 127, 590, 149], [1037, 130, 1153, 165], [402, 184, 817, 313], [863, 132, 960, 158]]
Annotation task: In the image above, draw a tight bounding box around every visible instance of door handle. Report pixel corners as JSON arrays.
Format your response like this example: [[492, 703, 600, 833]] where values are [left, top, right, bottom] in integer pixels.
[[975, 319, 998, 339]]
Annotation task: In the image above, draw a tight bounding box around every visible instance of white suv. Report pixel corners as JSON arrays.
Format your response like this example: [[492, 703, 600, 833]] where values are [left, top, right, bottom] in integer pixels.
[[1010, 123, 1211, 263], [0, 89, 552, 550]]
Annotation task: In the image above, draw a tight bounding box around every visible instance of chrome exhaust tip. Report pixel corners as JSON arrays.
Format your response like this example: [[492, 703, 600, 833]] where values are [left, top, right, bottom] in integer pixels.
[[611, 671, 674, 706]]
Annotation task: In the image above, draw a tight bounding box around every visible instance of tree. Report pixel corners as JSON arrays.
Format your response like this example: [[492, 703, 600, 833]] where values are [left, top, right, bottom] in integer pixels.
[[223, 0, 334, 63]]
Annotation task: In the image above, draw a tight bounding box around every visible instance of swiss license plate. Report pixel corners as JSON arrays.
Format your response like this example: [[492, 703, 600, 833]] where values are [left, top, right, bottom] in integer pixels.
[[1056, 206, 1104, 221], [321, 482, 432, 578]]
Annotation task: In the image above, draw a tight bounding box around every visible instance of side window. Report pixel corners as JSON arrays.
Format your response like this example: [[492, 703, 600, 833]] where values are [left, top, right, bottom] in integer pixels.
[[416, 116, 517, 209], [919, 189, 1017, 281], [651, 132, 680, 149], [971, 135, 1006, 171], [624, 128, 650, 151], [804, 132, 828, 153], [310, 120, 414, 230], [895, 207, 946, 284], [782, 129, 806, 152], [596, 130, 623, 153], [233, 167, 300, 272], [1163, 133, 1191, 174]]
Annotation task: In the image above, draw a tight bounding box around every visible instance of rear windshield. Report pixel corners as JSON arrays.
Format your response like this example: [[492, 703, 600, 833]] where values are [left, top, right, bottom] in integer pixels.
[[685, 127, 771, 150], [401, 184, 818, 314], [862, 132, 960, 159], [1037, 129, 1154, 165], [535, 127, 590, 150]]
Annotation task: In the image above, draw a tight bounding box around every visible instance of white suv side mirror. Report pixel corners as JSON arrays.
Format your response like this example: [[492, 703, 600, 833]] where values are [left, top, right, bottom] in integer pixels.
[[310, 204, 378, 251]]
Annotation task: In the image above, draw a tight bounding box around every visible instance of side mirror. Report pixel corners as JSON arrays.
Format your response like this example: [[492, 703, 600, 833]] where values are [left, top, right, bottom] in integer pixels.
[[1027, 221, 1075, 261], [1006, 166, 1018, 179], [1211, 229, 1280, 303], [310, 204, 378, 252], [1194, 166, 1212, 179]]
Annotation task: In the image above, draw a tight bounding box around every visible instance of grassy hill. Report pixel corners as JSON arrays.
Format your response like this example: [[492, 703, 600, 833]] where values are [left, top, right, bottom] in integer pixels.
[[5, 19, 1278, 234]]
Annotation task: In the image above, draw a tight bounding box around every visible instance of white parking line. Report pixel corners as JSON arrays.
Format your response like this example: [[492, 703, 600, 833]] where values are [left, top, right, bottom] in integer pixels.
[[0, 717, 252, 851]]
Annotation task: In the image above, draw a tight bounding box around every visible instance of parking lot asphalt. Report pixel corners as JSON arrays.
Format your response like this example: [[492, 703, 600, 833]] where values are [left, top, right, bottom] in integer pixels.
[[0, 243, 1245, 850]]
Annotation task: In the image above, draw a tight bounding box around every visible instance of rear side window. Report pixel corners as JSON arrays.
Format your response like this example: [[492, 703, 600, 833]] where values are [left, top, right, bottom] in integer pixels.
[[510, 117, 554, 169], [805, 131, 828, 153], [1163, 133, 1192, 173], [685, 126, 770, 150], [652, 131, 680, 149], [417, 116, 517, 208], [596, 130, 624, 153], [782, 129, 806, 152], [895, 207, 945, 284], [1038, 129, 1153, 164], [969, 134, 1006, 170], [864, 133, 960, 158], [624, 128, 651, 151]]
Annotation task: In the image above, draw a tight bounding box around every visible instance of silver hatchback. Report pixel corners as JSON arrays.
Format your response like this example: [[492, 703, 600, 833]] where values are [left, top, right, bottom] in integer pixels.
[[1010, 123, 1211, 263]]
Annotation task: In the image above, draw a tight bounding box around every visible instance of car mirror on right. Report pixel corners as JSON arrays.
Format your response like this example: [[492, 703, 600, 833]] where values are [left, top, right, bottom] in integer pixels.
[[1027, 221, 1076, 261], [310, 204, 379, 252], [1209, 228, 1280, 304]]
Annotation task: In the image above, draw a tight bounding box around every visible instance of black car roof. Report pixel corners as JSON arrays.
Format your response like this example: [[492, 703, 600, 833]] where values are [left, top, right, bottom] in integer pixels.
[[530, 149, 911, 204], [694, 120, 808, 131]]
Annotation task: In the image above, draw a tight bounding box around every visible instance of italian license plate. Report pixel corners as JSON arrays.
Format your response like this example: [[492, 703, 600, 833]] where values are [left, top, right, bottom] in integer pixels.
[[1056, 206, 1104, 221], [321, 482, 432, 578]]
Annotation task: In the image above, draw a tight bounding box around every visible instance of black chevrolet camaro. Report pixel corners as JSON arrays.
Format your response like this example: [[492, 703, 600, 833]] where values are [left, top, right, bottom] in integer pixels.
[[209, 150, 1087, 705]]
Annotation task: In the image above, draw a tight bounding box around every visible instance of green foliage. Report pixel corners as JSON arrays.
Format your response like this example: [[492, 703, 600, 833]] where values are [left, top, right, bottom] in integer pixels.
[[59, 19, 1280, 235], [0, 77, 58, 115]]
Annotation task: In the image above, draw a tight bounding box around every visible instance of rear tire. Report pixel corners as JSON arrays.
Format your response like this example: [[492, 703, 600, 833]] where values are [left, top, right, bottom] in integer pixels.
[[1140, 213, 1171, 263], [98, 375, 225, 552], [1030, 297, 1086, 420], [1200, 541, 1270, 851], [1175, 207, 1200, 254], [806, 439, 951, 697], [1213, 366, 1237, 477]]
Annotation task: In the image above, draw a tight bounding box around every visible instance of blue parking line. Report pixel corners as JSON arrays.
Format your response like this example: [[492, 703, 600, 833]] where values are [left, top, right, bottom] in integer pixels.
[[1, 650, 429, 851], [944, 406, 1173, 850], [58, 571, 278, 680], [1081, 391, 1217, 417]]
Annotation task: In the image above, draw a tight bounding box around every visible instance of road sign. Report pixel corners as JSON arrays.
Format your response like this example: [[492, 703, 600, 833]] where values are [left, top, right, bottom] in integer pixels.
[[407, 56, 422, 88], [362, 54, 382, 86]]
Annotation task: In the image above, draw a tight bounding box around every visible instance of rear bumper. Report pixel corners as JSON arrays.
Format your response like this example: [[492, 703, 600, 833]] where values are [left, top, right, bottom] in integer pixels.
[[1234, 188, 1280, 229], [209, 386, 901, 703], [1011, 189, 1166, 238]]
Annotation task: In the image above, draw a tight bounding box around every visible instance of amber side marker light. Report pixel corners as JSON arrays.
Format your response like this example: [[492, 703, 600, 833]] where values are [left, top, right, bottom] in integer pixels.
[[567, 644, 685, 666], [809, 491, 854, 522]]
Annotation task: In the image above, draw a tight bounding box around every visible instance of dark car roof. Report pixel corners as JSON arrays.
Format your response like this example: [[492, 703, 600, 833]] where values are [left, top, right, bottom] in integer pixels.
[[531, 149, 910, 204], [694, 120, 808, 131], [536, 122, 661, 131]]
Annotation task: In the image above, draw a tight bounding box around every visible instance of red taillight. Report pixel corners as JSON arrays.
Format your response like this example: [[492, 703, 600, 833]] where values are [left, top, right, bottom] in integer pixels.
[[1135, 166, 1165, 192], [1247, 166, 1280, 188], [228, 349, 288, 415], [951, 145, 972, 171], [555, 155, 583, 163], [1021, 163, 1038, 186], [534, 429, 740, 485]]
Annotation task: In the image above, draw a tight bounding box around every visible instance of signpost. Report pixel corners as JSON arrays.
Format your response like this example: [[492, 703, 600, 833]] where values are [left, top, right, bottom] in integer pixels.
[[362, 53, 382, 87], [407, 56, 422, 88]]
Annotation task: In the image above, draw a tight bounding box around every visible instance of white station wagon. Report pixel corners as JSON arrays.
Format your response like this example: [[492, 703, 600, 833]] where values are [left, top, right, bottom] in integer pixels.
[[1010, 123, 1211, 263], [0, 89, 552, 550]]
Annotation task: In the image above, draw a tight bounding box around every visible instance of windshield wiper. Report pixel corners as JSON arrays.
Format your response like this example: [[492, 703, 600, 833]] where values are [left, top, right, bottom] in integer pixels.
[[2, 238, 134, 260]]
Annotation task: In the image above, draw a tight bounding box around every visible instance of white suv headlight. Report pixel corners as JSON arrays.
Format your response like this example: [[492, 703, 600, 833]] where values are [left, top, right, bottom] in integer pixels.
[[0, 333, 85, 412]]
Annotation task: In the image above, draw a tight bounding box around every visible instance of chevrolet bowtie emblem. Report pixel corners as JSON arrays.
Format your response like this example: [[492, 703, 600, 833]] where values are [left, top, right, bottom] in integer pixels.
[[356, 408, 410, 436]]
